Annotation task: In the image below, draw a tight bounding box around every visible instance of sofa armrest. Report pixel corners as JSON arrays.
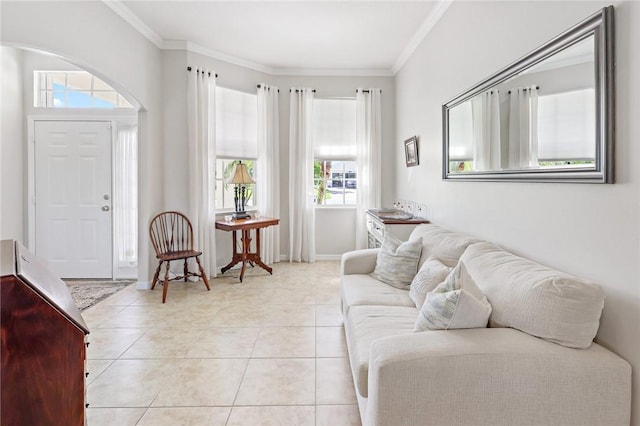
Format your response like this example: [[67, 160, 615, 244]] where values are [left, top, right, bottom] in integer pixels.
[[341, 249, 379, 275], [365, 328, 630, 426]]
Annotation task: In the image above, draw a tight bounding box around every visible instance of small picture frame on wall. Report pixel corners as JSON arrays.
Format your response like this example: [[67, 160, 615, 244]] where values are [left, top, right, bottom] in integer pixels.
[[404, 136, 419, 167]]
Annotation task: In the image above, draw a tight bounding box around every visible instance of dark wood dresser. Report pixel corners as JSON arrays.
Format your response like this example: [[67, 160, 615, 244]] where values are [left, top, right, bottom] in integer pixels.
[[1, 239, 89, 426]]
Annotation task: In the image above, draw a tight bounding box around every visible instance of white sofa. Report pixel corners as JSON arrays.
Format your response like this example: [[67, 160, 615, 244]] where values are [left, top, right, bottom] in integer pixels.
[[340, 224, 631, 426]]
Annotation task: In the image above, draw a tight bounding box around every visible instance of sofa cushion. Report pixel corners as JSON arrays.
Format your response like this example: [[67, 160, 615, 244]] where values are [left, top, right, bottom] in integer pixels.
[[409, 256, 452, 308], [461, 242, 605, 349], [344, 305, 417, 398], [371, 236, 422, 289], [408, 224, 479, 269], [341, 274, 414, 317], [414, 262, 492, 331]]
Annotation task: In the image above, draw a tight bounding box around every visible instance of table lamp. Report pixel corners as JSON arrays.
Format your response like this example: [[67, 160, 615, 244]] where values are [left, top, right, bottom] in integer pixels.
[[227, 161, 254, 219]]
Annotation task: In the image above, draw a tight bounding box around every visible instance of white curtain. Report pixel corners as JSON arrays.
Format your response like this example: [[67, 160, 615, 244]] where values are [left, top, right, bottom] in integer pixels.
[[187, 68, 216, 277], [288, 88, 315, 263], [355, 88, 382, 250], [114, 123, 137, 269], [509, 85, 539, 168], [471, 90, 501, 170], [256, 84, 280, 264]]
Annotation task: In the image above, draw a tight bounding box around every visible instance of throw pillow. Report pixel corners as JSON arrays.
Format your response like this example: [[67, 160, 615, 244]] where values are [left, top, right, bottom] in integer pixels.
[[414, 262, 492, 331], [409, 256, 452, 308], [371, 235, 423, 289]]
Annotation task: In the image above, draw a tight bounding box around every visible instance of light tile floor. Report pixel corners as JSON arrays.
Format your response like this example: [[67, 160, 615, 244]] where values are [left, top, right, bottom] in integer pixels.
[[84, 261, 361, 426]]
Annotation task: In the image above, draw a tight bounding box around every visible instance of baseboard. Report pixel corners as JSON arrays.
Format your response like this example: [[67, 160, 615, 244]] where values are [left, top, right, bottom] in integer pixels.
[[278, 254, 342, 261], [315, 254, 342, 261], [136, 280, 151, 290]]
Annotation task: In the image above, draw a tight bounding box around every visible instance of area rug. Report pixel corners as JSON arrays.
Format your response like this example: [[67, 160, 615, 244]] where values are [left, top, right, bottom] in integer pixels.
[[64, 280, 134, 311]]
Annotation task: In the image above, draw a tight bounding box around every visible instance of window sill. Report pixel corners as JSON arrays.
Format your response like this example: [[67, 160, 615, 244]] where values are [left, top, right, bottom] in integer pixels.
[[215, 208, 257, 216]]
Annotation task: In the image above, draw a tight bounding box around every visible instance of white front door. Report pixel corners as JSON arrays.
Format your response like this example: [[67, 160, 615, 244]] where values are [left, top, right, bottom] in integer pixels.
[[34, 120, 113, 278]]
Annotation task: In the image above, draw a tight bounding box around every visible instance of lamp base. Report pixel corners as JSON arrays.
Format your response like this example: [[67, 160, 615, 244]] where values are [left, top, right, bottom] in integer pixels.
[[232, 211, 250, 219]]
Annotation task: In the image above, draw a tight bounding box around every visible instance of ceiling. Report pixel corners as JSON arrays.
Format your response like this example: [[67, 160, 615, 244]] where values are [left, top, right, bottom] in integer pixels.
[[107, 1, 451, 76]]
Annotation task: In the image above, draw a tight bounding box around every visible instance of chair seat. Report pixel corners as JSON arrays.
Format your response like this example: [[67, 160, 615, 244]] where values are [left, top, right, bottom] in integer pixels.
[[157, 250, 202, 261]]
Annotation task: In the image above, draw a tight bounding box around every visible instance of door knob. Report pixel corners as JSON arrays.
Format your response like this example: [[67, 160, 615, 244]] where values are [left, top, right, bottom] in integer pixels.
[[101, 206, 110, 212]]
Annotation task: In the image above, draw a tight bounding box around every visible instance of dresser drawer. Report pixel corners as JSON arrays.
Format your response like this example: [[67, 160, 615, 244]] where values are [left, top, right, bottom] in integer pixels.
[[366, 216, 385, 242]]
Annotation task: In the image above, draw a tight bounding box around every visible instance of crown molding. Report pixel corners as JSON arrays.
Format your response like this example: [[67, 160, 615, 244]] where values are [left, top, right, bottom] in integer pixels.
[[167, 41, 276, 75], [104, 0, 448, 78], [102, 0, 164, 48], [166, 41, 393, 77], [270, 67, 394, 77], [392, 0, 452, 75]]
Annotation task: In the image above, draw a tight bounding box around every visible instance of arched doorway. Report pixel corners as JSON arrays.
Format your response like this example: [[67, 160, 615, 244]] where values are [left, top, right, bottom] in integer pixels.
[[2, 46, 141, 279]]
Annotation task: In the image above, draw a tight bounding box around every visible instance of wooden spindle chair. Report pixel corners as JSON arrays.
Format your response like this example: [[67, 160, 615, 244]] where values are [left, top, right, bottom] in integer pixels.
[[148, 211, 210, 303]]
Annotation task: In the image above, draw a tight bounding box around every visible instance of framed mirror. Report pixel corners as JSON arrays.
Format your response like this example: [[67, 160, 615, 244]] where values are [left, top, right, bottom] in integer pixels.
[[442, 6, 614, 183]]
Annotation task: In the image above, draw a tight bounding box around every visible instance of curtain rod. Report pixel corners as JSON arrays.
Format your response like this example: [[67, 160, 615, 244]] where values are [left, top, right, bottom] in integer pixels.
[[186, 66, 218, 78], [257, 84, 280, 93], [507, 85, 539, 94], [289, 89, 316, 93], [358, 89, 382, 94]]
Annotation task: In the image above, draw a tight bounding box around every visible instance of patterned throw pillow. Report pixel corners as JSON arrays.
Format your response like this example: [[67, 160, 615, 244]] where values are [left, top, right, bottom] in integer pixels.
[[409, 257, 452, 308], [371, 235, 423, 289], [414, 262, 492, 331]]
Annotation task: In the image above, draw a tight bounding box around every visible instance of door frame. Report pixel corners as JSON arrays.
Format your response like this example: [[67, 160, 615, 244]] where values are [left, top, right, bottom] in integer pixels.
[[27, 114, 137, 279]]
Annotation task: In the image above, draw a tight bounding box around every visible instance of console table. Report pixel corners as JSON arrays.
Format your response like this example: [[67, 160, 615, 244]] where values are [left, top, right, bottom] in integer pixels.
[[367, 209, 429, 248], [215, 216, 280, 282]]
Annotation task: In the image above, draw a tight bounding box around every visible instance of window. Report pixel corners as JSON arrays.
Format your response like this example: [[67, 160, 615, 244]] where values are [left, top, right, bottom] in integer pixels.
[[34, 71, 133, 108], [312, 98, 357, 206], [215, 87, 258, 210], [215, 159, 255, 210], [314, 160, 357, 205], [114, 124, 138, 269]]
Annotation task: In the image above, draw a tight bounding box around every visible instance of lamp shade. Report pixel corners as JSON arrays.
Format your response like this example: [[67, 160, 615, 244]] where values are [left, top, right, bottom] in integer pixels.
[[227, 161, 255, 185]]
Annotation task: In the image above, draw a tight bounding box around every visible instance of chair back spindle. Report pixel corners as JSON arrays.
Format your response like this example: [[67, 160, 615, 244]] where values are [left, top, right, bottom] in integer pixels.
[[149, 211, 194, 257]]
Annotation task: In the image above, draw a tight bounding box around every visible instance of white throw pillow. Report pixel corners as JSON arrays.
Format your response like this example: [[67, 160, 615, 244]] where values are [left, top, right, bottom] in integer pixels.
[[409, 257, 452, 308], [414, 262, 492, 332], [371, 235, 423, 289]]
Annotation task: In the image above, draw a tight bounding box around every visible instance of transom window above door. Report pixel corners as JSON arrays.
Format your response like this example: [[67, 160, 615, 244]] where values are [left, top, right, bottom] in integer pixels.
[[34, 71, 133, 108]]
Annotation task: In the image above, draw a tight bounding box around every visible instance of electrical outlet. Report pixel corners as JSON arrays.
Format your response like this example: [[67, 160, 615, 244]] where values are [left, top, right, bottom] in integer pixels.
[[419, 204, 428, 219]]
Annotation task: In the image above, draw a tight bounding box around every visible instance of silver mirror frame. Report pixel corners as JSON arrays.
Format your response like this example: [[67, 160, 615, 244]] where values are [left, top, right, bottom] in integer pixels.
[[442, 6, 614, 183]]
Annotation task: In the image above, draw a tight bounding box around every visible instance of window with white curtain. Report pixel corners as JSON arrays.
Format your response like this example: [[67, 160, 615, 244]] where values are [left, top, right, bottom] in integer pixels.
[[215, 87, 258, 210], [312, 98, 357, 206], [114, 123, 138, 271], [537, 88, 595, 162]]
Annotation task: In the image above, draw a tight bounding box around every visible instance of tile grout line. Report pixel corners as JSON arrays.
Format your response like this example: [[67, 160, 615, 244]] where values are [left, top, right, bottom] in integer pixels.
[[84, 262, 354, 425], [226, 326, 264, 424]]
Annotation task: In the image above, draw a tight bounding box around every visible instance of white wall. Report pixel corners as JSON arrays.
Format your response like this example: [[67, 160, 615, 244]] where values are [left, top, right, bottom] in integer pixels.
[[0, 47, 25, 242], [1, 1, 164, 284], [394, 1, 640, 422]]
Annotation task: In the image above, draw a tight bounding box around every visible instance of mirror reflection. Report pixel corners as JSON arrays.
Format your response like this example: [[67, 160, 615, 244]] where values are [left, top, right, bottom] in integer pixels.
[[448, 36, 595, 174]]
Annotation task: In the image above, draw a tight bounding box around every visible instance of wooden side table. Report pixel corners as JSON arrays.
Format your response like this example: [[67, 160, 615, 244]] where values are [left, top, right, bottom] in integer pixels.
[[215, 216, 280, 282]]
